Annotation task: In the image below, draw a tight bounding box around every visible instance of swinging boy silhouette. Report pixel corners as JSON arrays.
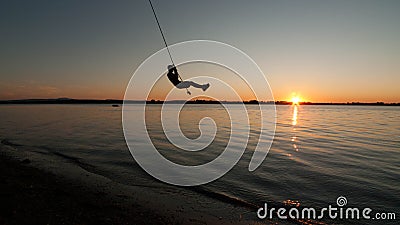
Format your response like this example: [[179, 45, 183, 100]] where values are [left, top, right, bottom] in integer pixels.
[[167, 65, 210, 95], [147, 0, 210, 94]]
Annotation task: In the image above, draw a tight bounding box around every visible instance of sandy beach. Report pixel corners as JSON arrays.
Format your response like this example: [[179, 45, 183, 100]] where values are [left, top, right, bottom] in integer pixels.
[[0, 140, 281, 225]]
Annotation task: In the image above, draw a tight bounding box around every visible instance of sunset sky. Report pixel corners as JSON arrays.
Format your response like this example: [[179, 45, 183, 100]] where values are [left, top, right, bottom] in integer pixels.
[[1, 0, 399, 102]]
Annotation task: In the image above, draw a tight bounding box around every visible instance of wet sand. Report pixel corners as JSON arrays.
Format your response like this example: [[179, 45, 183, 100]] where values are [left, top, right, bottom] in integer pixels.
[[0, 142, 280, 225], [0, 152, 168, 225]]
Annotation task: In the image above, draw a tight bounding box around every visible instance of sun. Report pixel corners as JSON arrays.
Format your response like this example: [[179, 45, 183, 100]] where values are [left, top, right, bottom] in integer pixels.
[[291, 96, 301, 105]]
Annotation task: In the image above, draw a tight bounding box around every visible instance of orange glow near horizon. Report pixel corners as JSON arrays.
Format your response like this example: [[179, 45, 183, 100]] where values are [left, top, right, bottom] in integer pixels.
[[291, 96, 301, 105], [1, 82, 399, 103]]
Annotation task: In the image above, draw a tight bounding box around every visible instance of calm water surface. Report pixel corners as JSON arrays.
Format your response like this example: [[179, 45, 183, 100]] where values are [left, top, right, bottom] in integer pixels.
[[0, 104, 398, 224]]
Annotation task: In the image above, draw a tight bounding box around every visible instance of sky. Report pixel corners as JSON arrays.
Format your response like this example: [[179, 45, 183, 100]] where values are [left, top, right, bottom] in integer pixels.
[[1, 0, 399, 102]]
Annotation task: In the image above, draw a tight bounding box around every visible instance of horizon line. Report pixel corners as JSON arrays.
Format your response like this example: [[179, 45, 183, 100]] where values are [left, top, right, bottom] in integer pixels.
[[0, 98, 399, 105]]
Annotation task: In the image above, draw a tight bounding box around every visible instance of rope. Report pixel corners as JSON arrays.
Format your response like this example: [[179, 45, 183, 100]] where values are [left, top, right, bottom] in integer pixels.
[[147, 0, 186, 84], [148, 0, 174, 66]]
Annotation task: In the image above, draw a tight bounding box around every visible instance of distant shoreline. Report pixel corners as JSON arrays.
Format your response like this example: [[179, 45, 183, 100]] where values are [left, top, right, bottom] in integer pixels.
[[0, 98, 399, 106]]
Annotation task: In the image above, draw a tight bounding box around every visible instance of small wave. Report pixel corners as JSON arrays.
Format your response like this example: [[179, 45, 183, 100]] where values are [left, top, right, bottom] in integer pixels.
[[1, 139, 22, 147]]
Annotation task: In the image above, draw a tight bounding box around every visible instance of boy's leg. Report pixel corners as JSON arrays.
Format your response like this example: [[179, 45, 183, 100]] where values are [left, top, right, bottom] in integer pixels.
[[187, 81, 203, 89], [176, 81, 202, 89], [175, 81, 190, 89], [176, 81, 210, 91]]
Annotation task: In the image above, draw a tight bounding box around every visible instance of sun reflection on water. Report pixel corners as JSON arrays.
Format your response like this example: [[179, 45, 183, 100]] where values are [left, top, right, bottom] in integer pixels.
[[291, 105, 299, 153], [292, 105, 298, 126]]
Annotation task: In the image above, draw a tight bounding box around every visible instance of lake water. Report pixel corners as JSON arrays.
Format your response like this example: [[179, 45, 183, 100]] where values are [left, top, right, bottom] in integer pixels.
[[0, 104, 398, 224]]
